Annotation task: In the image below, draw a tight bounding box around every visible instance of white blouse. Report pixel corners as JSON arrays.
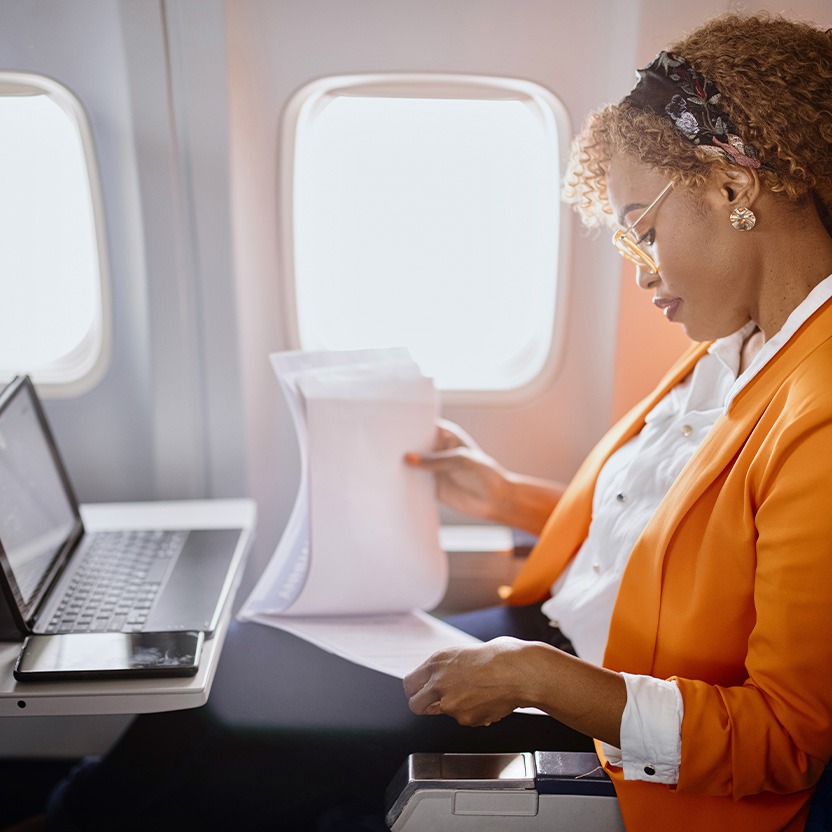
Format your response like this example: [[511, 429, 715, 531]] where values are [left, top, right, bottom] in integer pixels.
[[541, 274, 832, 783]]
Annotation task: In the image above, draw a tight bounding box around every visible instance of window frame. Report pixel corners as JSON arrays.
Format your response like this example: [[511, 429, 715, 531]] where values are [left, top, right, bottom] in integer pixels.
[[278, 73, 572, 405], [0, 71, 111, 398]]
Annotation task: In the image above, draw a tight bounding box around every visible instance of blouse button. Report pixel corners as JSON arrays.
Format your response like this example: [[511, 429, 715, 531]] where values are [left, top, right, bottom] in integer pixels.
[[644, 765, 656, 776], [592, 561, 601, 573], [615, 492, 627, 503], [681, 424, 693, 437]]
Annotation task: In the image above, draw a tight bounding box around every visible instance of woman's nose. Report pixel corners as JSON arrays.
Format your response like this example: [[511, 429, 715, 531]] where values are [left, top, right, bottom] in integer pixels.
[[636, 264, 660, 291]]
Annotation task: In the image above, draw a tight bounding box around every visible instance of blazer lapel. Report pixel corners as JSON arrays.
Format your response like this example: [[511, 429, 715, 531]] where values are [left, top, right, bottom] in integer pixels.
[[604, 300, 832, 673]]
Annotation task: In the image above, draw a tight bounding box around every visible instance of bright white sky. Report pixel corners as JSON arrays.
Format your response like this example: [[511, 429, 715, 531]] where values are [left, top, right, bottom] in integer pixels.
[[0, 94, 98, 372], [294, 94, 560, 391]]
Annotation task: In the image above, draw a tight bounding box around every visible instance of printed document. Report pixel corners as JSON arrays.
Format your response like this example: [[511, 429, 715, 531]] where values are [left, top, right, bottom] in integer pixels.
[[238, 349, 479, 678]]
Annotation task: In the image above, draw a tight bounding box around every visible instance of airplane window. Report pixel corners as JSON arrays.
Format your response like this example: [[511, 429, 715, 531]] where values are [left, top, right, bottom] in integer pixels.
[[0, 74, 109, 396], [285, 75, 570, 399]]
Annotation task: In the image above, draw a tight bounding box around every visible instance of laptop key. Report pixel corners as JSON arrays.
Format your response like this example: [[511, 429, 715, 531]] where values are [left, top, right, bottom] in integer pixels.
[[44, 530, 188, 633]]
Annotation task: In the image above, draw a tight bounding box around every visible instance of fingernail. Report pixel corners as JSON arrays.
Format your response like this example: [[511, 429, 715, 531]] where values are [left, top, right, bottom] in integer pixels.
[[404, 452, 421, 464]]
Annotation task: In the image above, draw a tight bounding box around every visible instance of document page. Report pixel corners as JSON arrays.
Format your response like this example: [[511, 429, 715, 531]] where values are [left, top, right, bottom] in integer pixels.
[[245, 608, 482, 679], [239, 348, 446, 618]]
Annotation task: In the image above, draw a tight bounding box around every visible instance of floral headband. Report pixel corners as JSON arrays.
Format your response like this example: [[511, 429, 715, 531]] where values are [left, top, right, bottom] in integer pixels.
[[623, 50, 768, 170]]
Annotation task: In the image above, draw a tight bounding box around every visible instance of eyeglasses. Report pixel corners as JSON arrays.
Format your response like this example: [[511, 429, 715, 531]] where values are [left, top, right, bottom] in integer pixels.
[[611, 181, 673, 275]]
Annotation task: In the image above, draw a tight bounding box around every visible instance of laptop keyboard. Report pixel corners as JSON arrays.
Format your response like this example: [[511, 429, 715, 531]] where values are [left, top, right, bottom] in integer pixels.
[[45, 530, 188, 633]]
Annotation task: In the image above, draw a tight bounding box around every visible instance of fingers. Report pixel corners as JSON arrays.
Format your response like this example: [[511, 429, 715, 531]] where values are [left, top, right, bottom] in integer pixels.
[[404, 419, 475, 462], [407, 687, 443, 716], [404, 652, 449, 715], [404, 671, 441, 716], [402, 662, 430, 698], [407, 682, 510, 726], [403, 419, 480, 470], [435, 419, 475, 450], [403, 447, 471, 469]]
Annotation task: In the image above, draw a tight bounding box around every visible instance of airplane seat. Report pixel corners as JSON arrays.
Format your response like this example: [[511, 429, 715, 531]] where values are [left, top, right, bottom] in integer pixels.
[[385, 751, 832, 831], [384, 751, 624, 831], [807, 757, 832, 831]]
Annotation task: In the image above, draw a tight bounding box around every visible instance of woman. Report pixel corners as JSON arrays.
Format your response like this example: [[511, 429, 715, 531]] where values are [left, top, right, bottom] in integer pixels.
[[404, 12, 832, 831], [47, 11, 832, 832]]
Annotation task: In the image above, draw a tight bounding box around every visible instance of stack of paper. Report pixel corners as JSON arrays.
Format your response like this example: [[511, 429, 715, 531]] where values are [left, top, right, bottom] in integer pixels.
[[238, 349, 481, 677]]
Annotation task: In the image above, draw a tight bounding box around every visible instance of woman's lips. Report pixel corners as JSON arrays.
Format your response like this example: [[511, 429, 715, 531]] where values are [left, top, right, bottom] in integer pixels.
[[653, 296, 681, 322]]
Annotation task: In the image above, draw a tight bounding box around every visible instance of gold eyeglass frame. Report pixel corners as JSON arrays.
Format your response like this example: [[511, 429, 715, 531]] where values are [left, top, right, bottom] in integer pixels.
[[611, 181, 673, 275]]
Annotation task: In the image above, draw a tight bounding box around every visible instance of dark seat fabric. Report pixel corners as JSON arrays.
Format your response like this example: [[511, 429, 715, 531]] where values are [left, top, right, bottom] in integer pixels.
[[807, 758, 832, 832], [0, 760, 77, 830], [47, 613, 589, 832]]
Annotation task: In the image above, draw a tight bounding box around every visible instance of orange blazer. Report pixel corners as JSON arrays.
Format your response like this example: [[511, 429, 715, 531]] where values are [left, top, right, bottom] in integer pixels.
[[507, 300, 832, 831]]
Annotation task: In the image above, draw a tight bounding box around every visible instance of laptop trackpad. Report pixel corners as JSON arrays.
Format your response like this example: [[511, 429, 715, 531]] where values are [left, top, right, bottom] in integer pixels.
[[145, 529, 242, 635]]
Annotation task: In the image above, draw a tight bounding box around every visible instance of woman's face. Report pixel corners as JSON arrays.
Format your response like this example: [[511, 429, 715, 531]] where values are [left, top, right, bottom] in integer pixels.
[[606, 155, 757, 341]]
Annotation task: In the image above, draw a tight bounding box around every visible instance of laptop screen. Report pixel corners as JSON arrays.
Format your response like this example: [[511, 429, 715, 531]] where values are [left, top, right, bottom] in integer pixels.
[[0, 377, 81, 617]]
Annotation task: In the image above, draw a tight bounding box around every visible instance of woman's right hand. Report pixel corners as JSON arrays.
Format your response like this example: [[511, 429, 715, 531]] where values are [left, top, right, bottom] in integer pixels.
[[405, 419, 565, 534], [404, 419, 509, 521]]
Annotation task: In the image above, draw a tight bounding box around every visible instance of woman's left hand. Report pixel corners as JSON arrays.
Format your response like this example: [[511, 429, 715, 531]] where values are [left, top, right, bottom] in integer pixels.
[[403, 637, 539, 727], [404, 637, 628, 746]]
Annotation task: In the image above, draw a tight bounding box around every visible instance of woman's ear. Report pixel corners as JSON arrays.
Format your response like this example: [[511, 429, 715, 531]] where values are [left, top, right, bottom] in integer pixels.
[[715, 165, 761, 209]]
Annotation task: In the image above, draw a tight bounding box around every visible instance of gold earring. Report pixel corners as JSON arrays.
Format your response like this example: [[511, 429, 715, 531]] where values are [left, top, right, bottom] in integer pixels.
[[730, 206, 756, 231]]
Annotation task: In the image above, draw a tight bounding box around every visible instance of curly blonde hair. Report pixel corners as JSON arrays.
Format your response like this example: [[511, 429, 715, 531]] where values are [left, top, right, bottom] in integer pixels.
[[563, 13, 832, 233]]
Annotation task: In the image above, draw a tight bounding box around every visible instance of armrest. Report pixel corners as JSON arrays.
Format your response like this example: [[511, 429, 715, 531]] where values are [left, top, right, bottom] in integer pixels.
[[385, 751, 624, 831]]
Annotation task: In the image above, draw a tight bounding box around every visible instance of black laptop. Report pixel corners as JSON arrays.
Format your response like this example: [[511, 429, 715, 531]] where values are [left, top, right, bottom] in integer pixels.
[[0, 375, 248, 640]]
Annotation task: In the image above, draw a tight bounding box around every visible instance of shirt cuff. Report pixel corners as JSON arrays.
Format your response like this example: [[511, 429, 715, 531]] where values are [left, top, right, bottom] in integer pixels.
[[600, 673, 683, 784]]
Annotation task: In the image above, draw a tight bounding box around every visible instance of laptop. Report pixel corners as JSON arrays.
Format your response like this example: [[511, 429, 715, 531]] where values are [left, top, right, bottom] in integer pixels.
[[0, 375, 248, 640]]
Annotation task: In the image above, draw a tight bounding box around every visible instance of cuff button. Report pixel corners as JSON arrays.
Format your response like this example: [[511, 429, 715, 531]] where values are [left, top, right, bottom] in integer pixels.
[[644, 765, 656, 776]]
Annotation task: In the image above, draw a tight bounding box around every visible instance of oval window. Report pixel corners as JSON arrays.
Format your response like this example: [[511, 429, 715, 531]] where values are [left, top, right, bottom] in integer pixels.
[[283, 74, 571, 401], [0, 73, 110, 395]]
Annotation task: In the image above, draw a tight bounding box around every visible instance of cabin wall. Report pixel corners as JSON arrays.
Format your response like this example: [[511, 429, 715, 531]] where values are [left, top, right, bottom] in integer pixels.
[[0, 0, 246, 504], [0, 0, 155, 499]]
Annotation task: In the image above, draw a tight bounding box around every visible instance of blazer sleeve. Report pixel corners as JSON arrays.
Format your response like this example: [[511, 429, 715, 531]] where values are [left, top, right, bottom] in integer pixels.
[[673, 408, 832, 799]]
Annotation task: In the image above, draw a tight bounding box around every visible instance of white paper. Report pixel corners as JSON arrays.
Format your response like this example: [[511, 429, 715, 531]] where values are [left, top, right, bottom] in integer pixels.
[[245, 608, 482, 678], [239, 348, 447, 618]]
